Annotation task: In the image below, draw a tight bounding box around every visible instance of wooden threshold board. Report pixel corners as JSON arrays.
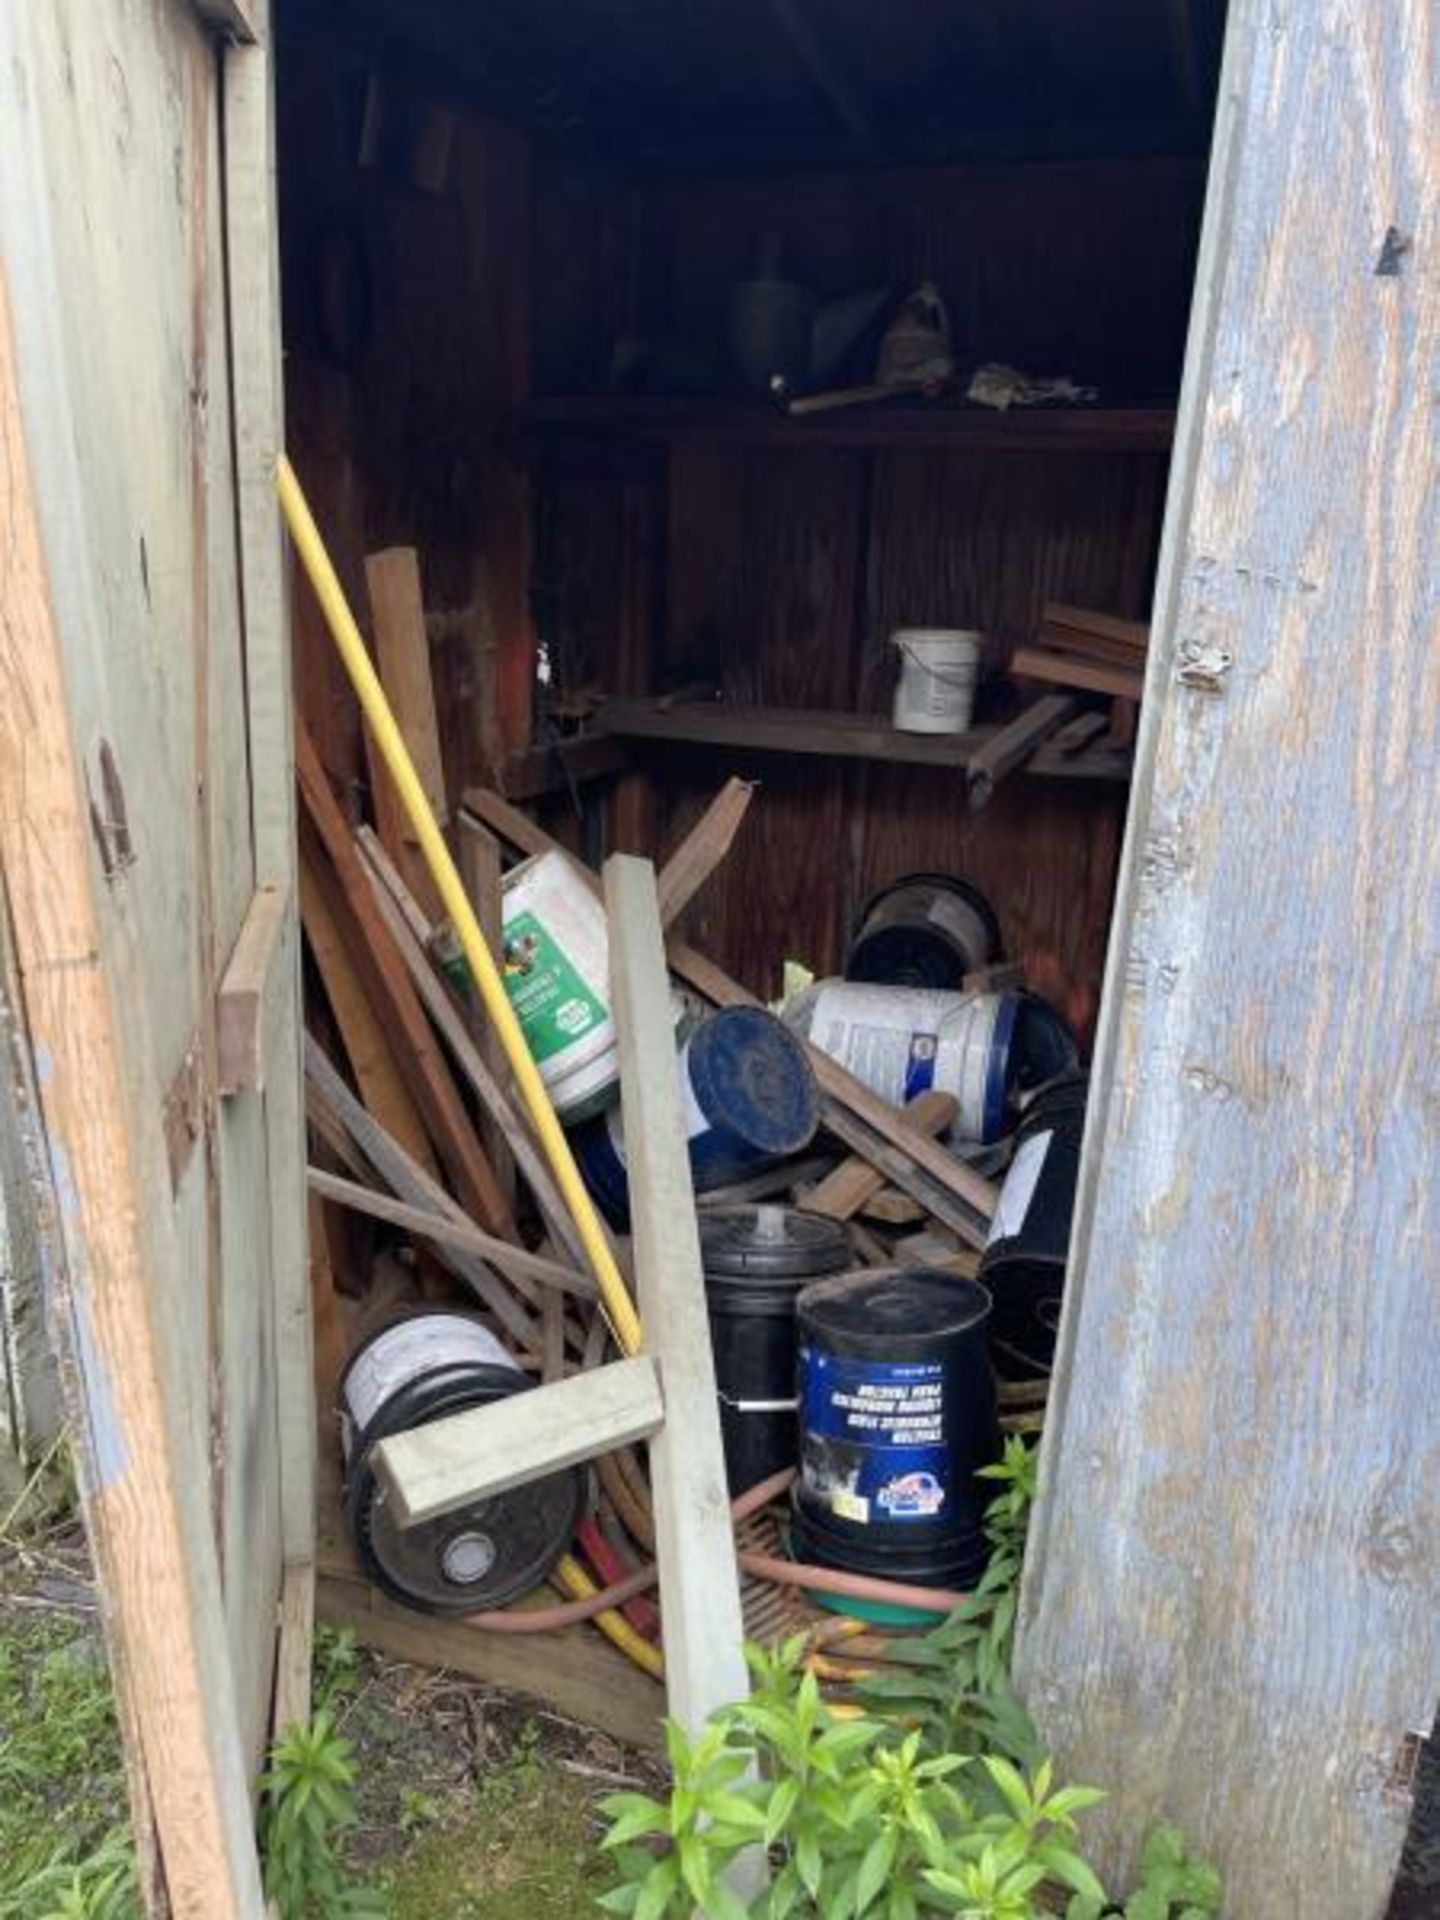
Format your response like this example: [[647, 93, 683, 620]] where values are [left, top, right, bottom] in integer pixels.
[[594, 698, 1133, 782], [530, 396, 1176, 455]]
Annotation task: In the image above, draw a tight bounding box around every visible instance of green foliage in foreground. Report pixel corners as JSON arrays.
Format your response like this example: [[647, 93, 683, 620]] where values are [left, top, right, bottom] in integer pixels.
[[596, 1442, 1224, 1918]]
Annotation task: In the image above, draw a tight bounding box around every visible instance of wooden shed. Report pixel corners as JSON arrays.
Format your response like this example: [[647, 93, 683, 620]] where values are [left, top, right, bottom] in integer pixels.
[[0, 0, 1435, 1915]]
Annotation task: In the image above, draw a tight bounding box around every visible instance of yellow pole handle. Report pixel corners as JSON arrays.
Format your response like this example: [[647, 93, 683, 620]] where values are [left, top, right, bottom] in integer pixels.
[[277, 455, 643, 1359]]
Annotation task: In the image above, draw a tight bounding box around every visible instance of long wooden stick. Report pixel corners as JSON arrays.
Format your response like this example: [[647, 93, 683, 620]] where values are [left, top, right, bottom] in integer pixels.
[[279, 457, 641, 1355], [354, 826, 590, 1270], [306, 1167, 596, 1300]]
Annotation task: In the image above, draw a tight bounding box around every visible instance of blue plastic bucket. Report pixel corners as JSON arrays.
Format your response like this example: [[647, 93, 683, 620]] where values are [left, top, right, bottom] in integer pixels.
[[568, 1006, 820, 1226]]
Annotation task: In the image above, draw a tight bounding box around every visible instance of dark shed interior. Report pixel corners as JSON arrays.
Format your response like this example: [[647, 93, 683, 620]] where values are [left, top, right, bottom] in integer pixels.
[[275, 0, 1225, 1041]]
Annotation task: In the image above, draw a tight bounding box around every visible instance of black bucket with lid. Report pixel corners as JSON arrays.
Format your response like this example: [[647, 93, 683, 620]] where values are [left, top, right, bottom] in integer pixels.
[[980, 1071, 1089, 1380], [339, 1313, 585, 1615], [701, 1205, 852, 1496], [793, 1268, 1000, 1590], [844, 872, 1002, 991]]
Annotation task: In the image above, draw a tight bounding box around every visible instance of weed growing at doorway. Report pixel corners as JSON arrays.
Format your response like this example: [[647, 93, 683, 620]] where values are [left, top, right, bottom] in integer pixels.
[[0, 1602, 139, 1920], [596, 1440, 1224, 1918]]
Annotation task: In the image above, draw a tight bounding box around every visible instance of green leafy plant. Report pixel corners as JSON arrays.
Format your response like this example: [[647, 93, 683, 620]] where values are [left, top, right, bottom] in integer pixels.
[[858, 1437, 1042, 1764], [312, 1626, 362, 1712], [597, 1442, 1224, 1918], [1066, 1826, 1223, 1920], [597, 1637, 1107, 1918], [260, 1710, 385, 1920]]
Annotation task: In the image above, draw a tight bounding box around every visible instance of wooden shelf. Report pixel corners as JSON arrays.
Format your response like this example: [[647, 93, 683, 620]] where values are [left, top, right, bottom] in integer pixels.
[[594, 697, 1131, 783], [531, 395, 1176, 455]]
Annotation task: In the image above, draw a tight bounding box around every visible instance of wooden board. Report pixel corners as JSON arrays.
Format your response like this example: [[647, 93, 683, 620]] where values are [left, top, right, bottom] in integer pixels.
[[216, 885, 289, 1095], [317, 1567, 664, 1753], [299, 846, 438, 1175], [375, 1355, 664, 1525], [296, 722, 513, 1233], [1017, 4, 1440, 1915], [605, 855, 750, 1733], [0, 11, 266, 1901]]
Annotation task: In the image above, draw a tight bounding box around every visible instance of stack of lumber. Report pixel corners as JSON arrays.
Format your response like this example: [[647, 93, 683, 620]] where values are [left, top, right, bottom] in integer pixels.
[[1010, 600, 1148, 751], [295, 533, 1023, 1737]]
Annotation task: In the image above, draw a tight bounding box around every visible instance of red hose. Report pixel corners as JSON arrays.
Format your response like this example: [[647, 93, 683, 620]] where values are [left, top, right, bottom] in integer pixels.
[[463, 1468, 798, 1635], [576, 1515, 661, 1641], [736, 1547, 967, 1615]]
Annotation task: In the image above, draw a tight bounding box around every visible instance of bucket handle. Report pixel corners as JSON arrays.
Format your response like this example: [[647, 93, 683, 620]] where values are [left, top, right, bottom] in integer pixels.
[[717, 1391, 800, 1415], [895, 636, 982, 690]]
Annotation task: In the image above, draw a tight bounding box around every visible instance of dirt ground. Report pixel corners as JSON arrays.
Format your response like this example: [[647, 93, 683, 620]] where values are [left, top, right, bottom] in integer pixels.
[[0, 1504, 661, 1919], [2, 1501, 1435, 1917]]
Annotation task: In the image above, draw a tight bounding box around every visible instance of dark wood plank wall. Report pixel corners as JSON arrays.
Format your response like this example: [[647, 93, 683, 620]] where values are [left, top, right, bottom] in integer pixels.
[[532, 158, 1204, 1014], [277, 25, 1206, 1023], [277, 21, 536, 812]]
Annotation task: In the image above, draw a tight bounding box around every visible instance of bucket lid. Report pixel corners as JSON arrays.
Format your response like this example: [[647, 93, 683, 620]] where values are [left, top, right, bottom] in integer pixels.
[[690, 1007, 820, 1155], [701, 1205, 851, 1283], [799, 1266, 992, 1344]]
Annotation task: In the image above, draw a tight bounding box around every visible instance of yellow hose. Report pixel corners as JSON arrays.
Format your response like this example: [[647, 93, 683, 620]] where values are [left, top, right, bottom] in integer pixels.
[[556, 1553, 665, 1679], [277, 455, 642, 1359]]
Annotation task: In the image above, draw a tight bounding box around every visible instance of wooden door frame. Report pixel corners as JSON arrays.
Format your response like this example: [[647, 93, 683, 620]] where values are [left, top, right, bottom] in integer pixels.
[[1018, 1, 1439, 1914], [0, 1, 305, 1912]]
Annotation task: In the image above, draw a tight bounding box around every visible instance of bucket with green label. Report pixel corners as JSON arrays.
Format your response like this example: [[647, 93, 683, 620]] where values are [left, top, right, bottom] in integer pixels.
[[501, 851, 621, 1122]]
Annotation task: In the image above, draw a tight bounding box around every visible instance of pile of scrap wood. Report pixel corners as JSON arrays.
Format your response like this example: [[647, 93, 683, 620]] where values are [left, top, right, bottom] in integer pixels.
[[1011, 600, 1149, 748], [296, 536, 1046, 1732]]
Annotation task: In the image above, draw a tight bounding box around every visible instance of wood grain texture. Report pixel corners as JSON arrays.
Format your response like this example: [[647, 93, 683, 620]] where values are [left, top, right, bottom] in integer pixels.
[[1016, 5, 1440, 1915], [375, 1355, 664, 1525], [304, 1037, 539, 1350], [296, 723, 514, 1232], [278, 31, 537, 798], [655, 777, 755, 926], [354, 829, 587, 1268], [316, 1567, 664, 1752], [298, 846, 438, 1175], [0, 155, 262, 1920], [270, 1562, 314, 1741], [306, 1168, 594, 1301], [605, 856, 750, 1732], [216, 885, 288, 1095], [220, 0, 313, 1572]]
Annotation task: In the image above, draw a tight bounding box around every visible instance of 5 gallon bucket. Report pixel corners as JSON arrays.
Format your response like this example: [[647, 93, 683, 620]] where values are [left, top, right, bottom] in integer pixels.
[[785, 979, 1077, 1145], [844, 871, 1002, 990], [892, 628, 981, 735], [793, 1268, 1001, 1601], [701, 1205, 852, 1496], [570, 1006, 820, 1227], [501, 851, 620, 1123], [980, 1071, 1088, 1379], [339, 1313, 584, 1615]]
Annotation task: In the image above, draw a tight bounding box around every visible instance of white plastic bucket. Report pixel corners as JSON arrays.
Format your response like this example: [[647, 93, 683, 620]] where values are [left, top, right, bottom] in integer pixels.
[[785, 979, 1015, 1143], [891, 628, 981, 734], [501, 851, 619, 1119]]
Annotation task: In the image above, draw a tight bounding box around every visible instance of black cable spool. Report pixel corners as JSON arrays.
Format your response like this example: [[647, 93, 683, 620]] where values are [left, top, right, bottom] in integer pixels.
[[700, 1205, 852, 1496], [340, 1313, 585, 1616]]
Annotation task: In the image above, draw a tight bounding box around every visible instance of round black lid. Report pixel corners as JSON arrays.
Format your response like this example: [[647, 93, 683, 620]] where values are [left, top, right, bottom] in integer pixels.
[[798, 1266, 992, 1344], [700, 1205, 852, 1284]]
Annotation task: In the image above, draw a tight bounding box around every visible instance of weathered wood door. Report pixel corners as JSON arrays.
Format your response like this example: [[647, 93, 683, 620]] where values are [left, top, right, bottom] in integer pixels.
[[1017, 2, 1439, 1916], [0, 1, 305, 1912]]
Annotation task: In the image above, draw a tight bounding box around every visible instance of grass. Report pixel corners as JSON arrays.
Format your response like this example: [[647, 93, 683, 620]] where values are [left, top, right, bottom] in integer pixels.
[[0, 1594, 139, 1919], [0, 1471, 646, 1920], [322, 1627, 646, 1918]]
